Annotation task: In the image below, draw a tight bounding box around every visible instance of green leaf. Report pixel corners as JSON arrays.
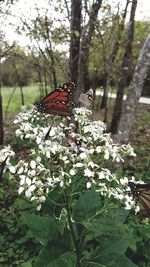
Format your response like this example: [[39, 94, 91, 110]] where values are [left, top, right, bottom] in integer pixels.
[[21, 261, 32, 267], [21, 212, 59, 244], [34, 240, 75, 267], [46, 251, 76, 267], [82, 261, 107, 267], [43, 190, 64, 216], [12, 198, 33, 211], [84, 208, 129, 239], [114, 255, 138, 267], [95, 233, 130, 259], [72, 189, 101, 221], [16, 230, 34, 244], [82, 208, 135, 266]]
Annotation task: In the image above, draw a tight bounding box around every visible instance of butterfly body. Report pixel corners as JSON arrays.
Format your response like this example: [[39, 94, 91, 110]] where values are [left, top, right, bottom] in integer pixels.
[[36, 82, 76, 117], [79, 89, 93, 108]]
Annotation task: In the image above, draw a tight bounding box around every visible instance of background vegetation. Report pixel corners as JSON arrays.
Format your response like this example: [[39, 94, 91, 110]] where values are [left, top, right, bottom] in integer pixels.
[[0, 0, 150, 266]]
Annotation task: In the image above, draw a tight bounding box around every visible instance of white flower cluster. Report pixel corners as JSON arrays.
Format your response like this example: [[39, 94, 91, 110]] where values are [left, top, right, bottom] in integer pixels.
[[0, 146, 15, 173], [73, 107, 92, 125], [14, 105, 65, 144], [13, 105, 138, 210]]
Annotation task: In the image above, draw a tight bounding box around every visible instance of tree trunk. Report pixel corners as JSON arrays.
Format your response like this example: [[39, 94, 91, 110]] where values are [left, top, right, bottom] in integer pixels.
[[113, 33, 150, 143], [100, 0, 130, 111], [76, 0, 103, 100], [83, 64, 91, 92], [13, 62, 25, 106], [20, 86, 24, 106], [110, 0, 137, 134], [69, 0, 82, 84]]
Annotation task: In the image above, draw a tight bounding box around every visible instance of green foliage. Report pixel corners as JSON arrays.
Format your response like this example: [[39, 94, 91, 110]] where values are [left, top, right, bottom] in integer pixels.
[[0, 175, 41, 266], [21, 213, 60, 245], [72, 189, 102, 221]]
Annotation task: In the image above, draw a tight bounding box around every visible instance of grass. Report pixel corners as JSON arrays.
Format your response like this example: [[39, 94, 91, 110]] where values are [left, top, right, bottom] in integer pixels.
[[1, 85, 40, 117]]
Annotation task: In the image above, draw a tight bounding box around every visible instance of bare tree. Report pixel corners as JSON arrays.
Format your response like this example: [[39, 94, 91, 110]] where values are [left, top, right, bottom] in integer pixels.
[[75, 0, 103, 100], [110, 0, 137, 134], [13, 62, 25, 106], [0, 31, 14, 145], [114, 33, 150, 143], [100, 0, 130, 111], [69, 0, 82, 84]]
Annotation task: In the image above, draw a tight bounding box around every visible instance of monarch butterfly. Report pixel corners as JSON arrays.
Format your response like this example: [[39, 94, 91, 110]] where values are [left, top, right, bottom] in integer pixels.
[[129, 182, 150, 210], [79, 88, 93, 108], [36, 82, 76, 117], [0, 156, 8, 179]]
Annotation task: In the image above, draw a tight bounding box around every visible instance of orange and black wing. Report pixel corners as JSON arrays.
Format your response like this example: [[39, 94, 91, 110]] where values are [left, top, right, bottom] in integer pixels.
[[37, 82, 76, 117]]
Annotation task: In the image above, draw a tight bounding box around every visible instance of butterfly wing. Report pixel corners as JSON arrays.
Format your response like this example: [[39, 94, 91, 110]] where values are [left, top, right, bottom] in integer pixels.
[[42, 100, 75, 116], [136, 184, 150, 209], [37, 82, 76, 116], [129, 182, 150, 210]]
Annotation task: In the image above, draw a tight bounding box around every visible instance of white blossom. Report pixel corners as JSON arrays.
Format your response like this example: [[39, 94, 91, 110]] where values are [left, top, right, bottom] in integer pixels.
[[9, 166, 16, 174], [84, 168, 94, 177], [69, 169, 76, 176], [11, 105, 138, 212], [87, 182, 92, 189]]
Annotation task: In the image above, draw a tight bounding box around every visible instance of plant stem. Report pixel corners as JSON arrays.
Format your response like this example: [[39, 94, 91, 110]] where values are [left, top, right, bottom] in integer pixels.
[[64, 189, 81, 267]]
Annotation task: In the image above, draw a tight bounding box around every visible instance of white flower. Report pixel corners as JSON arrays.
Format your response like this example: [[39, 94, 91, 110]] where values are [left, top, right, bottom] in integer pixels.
[[75, 162, 83, 168], [36, 136, 42, 144], [46, 150, 51, 158], [17, 167, 24, 174], [28, 170, 36, 176], [51, 144, 59, 154], [62, 156, 68, 161], [96, 146, 102, 153], [87, 181, 92, 189], [20, 175, 26, 185], [69, 169, 76, 176], [30, 160, 36, 169], [25, 190, 32, 198], [120, 177, 128, 185], [84, 168, 94, 177], [80, 152, 87, 160], [18, 186, 24, 195], [88, 161, 95, 168], [25, 184, 36, 198], [60, 181, 64, 187], [124, 195, 134, 210], [49, 127, 56, 137], [135, 205, 140, 213], [98, 172, 105, 179], [39, 195, 46, 202], [104, 150, 109, 160], [9, 166, 16, 174], [36, 156, 41, 163], [37, 205, 42, 211], [26, 177, 32, 186]]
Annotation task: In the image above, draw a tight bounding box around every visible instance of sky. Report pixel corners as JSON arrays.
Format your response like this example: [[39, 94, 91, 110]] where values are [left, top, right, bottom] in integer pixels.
[[1, 0, 150, 48]]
